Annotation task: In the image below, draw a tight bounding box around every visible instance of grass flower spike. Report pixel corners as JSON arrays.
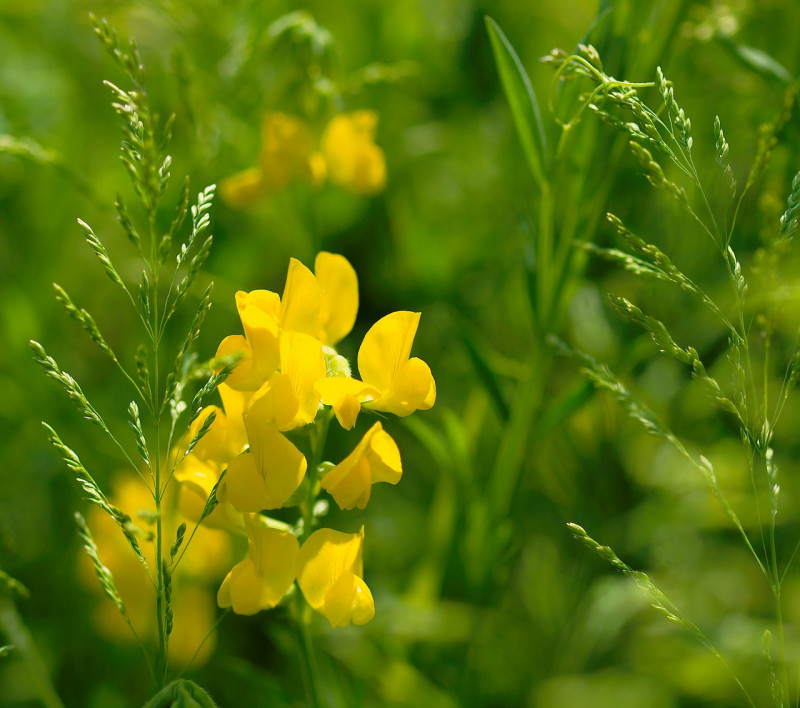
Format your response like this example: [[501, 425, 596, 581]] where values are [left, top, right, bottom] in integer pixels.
[[217, 514, 299, 616], [321, 422, 402, 510], [296, 527, 375, 627]]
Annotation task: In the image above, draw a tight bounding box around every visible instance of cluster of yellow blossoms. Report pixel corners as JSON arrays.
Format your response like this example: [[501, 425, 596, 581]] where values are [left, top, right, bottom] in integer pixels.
[[220, 112, 386, 207], [177, 252, 434, 627]]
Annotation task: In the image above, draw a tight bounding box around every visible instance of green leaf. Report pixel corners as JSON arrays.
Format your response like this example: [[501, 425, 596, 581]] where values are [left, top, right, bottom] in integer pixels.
[[142, 679, 218, 708], [485, 16, 548, 190], [715, 34, 792, 85]]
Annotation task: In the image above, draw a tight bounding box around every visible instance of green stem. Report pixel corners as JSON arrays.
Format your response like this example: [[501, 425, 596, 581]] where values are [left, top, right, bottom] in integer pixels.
[[295, 596, 322, 708], [0, 596, 65, 708]]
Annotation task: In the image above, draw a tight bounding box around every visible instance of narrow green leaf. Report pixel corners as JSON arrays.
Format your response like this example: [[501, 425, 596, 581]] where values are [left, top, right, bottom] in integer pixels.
[[715, 34, 792, 85], [485, 16, 548, 189]]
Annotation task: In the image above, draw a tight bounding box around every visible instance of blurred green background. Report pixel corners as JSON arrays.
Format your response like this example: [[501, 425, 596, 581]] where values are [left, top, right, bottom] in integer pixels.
[[3, 0, 800, 706]]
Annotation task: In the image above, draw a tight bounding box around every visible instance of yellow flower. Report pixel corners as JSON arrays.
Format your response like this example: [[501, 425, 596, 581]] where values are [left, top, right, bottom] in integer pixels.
[[220, 113, 319, 207], [296, 527, 374, 627], [316, 311, 436, 428], [216, 253, 358, 392], [220, 111, 385, 207], [321, 422, 402, 510], [217, 514, 298, 615], [321, 111, 386, 194]]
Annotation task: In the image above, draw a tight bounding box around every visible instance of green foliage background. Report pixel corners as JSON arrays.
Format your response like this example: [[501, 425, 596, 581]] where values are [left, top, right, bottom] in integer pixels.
[[3, 0, 800, 706]]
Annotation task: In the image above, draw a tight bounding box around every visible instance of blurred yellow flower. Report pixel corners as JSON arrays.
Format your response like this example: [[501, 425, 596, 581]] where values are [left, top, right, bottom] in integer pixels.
[[296, 527, 374, 627], [316, 311, 436, 428], [80, 475, 231, 665], [217, 514, 298, 615], [220, 113, 320, 207], [321, 111, 386, 194], [321, 422, 402, 510], [220, 111, 385, 207]]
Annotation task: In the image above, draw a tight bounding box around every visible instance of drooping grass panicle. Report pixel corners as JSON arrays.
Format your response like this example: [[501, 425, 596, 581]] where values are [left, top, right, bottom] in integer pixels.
[[713, 115, 738, 199], [0, 568, 29, 599], [598, 213, 739, 336], [128, 401, 151, 467], [30, 341, 108, 433], [567, 522, 758, 708], [43, 423, 151, 567], [169, 524, 187, 563], [162, 185, 216, 332], [606, 294, 743, 423], [550, 336, 768, 581], [74, 511, 130, 623]]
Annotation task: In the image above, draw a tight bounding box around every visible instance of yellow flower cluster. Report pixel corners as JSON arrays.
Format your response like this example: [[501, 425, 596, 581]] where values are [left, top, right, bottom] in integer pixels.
[[179, 252, 435, 627], [220, 112, 386, 207], [81, 476, 231, 665]]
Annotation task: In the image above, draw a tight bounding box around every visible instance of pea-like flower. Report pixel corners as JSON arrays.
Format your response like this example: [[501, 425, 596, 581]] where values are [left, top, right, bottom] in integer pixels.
[[321, 422, 402, 510], [216, 253, 357, 392], [217, 514, 299, 615], [220, 111, 385, 207], [296, 527, 374, 627], [316, 311, 436, 429], [321, 112, 386, 194], [220, 113, 322, 207]]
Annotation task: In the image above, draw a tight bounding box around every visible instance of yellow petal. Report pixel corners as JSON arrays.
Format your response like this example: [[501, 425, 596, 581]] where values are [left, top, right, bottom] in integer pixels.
[[296, 527, 365, 612], [315, 376, 378, 405], [280, 258, 321, 335], [358, 311, 420, 394], [218, 383, 250, 456], [245, 421, 307, 509], [219, 167, 264, 208], [217, 571, 233, 609], [236, 289, 281, 335], [220, 452, 263, 512], [236, 290, 281, 381], [321, 422, 401, 509], [314, 252, 358, 345], [333, 393, 361, 430], [244, 516, 299, 607], [228, 559, 264, 615], [248, 374, 300, 431], [322, 571, 375, 627], [280, 331, 326, 427], [215, 335, 258, 391], [370, 357, 435, 416], [367, 427, 402, 485], [322, 453, 372, 510], [316, 377, 379, 430]]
